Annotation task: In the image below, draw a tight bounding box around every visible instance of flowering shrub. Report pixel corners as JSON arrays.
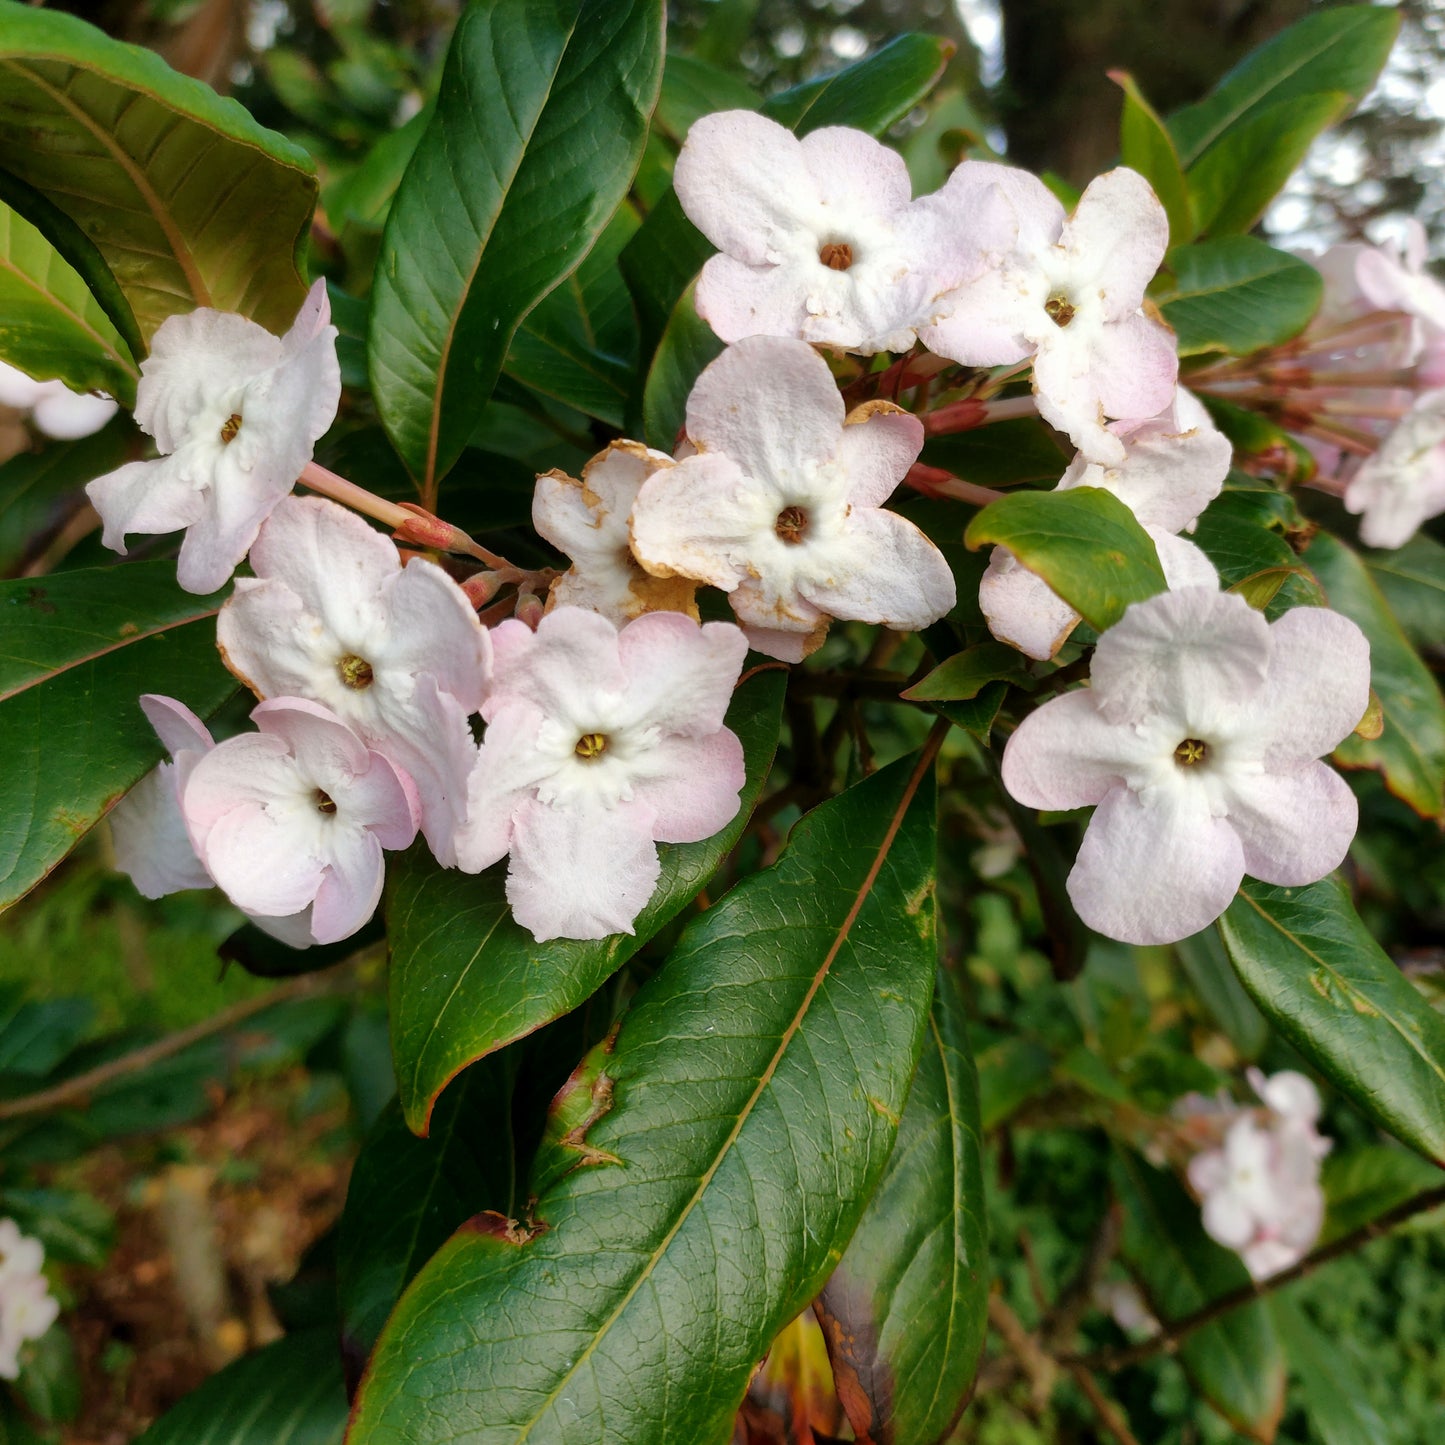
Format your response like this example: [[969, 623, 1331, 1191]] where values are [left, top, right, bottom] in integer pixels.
[[1, 1, 1443, 1441]]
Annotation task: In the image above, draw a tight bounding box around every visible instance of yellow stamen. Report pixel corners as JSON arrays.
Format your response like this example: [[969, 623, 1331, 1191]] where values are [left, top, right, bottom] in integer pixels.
[[575, 732, 607, 760], [1045, 295, 1076, 328], [338, 654, 375, 690], [315, 788, 337, 815], [220, 413, 242, 444], [819, 241, 854, 271], [1174, 738, 1208, 766], [774, 505, 808, 544]]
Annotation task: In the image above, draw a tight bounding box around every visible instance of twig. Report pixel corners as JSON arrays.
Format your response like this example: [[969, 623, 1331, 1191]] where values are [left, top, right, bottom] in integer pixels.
[[1068, 1365, 1143, 1445], [987, 1293, 1056, 1411], [0, 970, 351, 1121], [1063, 1183, 1445, 1373]]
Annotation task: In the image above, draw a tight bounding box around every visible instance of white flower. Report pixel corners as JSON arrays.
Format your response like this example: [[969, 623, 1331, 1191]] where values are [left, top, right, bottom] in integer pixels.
[[0, 360, 118, 439], [1002, 588, 1369, 945], [217, 496, 488, 865], [1355, 218, 1445, 355], [674, 111, 997, 354], [980, 388, 1230, 659], [629, 335, 955, 662], [923, 165, 1178, 464], [534, 441, 699, 625], [182, 698, 420, 945], [0, 1219, 59, 1382], [456, 607, 748, 942], [1343, 390, 1445, 549], [86, 280, 340, 594]]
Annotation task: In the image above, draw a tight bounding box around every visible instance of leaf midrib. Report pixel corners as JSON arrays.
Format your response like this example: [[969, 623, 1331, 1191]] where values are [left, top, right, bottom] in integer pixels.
[[511, 745, 936, 1441]]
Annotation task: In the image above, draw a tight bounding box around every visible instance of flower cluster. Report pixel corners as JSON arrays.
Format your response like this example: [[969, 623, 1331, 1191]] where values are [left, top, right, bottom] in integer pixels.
[[1184, 1069, 1330, 1280], [0, 1219, 58, 1382]]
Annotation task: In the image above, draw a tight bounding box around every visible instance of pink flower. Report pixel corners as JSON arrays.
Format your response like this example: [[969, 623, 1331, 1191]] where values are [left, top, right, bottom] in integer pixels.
[[217, 496, 487, 865], [674, 111, 995, 354], [455, 607, 747, 942], [1343, 391, 1445, 549], [86, 281, 340, 594], [1001, 588, 1369, 945], [1355, 218, 1445, 357], [182, 698, 419, 945], [629, 336, 955, 661], [923, 165, 1177, 463], [981, 388, 1230, 659]]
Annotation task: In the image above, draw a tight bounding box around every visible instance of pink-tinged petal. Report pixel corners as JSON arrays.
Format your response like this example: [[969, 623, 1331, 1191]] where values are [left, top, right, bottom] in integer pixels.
[[674, 111, 818, 265], [218, 577, 332, 700], [1225, 763, 1358, 886], [456, 700, 559, 873], [685, 336, 844, 479], [1149, 529, 1219, 590], [798, 126, 912, 216], [1187, 1148, 1229, 1197], [507, 797, 661, 941], [283, 277, 333, 351], [1067, 783, 1246, 945], [1060, 169, 1170, 318], [616, 612, 748, 736], [799, 508, 955, 631], [837, 402, 923, 508], [1201, 1187, 1258, 1251], [937, 159, 1064, 255], [139, 694, 213, 760], [173, 458, 289, 595], [486, 609, 627, 725], [310, 828, 386, 944], [631, 729, 746, 843], [252, 697, 373, 784], [31, 390, 118, 440], [1250, 1067, 1321, 1124], [729, 573, 829, 644], [1090, 588, 1270, 727], [251, 308, 342, 459], [136, 309, 281, 453], [1250, 606, 1371, 766], [738, 622, 819, 662], [385, 559, 490, 712], [1001, 687, 1151, 809], [695, 252, 815, 347], [921, 263, 1041, 368], [979, 547, 1080, 660], [1086, 311, 1179, 424], [86, 455, 206, 557], [249, 908, 318, 949], [1031, 331, 1127, 467], [109, 763, 212, 898], [630, 451, 775, 592], [182, 733, 298, 848], [194, 792, 326, 920]]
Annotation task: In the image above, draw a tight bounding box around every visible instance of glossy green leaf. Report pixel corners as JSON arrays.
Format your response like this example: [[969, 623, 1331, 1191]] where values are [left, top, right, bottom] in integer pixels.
[[1219, 877, 1445, 1165], [903, 641, 1033, 702], [920, 417, 1068, 489], [0, 418, 133, 577], [1308, 530, 1445, 818], [641, 282, 722, 450], [1362, 532, 1445, 651], [1158, 237, 1322, 357], [619, 34, 950, 365], [1190, 494, 1324, 621], [1112, 70, 1192, 246], [816, 961, 988, 1445], [1166, 5, 1400, 167], [0, 0, 317, 343], [1114, 1148, 1285, 1442], [350, 751, 939, 1445], [386, 668, 784, 1133], [502, 204, 641, 429], [1187, 92, 1348, 238], [134, 1330, 346, 1444], [963, 486, 1166, 632], [367, 0, 663, 489], [0, 201, 136, 403], [0, 562, 235, 909], [338, 1062, 516, 1362], [1270, 1294, 1392, 1445]]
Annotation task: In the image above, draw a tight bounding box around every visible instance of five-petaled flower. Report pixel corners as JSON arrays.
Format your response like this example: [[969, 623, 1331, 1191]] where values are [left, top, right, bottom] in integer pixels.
[[86, 280, 341, 594], [455, 607, 748, 942], [629, 335, 955, 661], [924, 164, 1177, 464], [1001, 587, 1370, 944]]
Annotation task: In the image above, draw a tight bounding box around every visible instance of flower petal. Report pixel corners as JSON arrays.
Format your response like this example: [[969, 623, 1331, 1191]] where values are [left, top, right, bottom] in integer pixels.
[[456, 700, 555, 873], [311, 826, 386, 944], [921, 261, 1041, 367], [139, 694, 213, 760], [616, 612, 748, 736], [694, 252, 816, 347], [1058, 169, 1169, 320], [1067, 783, 1246, 945], [507, 797, 661, 941], [1085, 310, 1180, 426], [1149, 529, 1219, 589], [487, 609, 627, 725], [1001, 687, 1151, 809], [630, 730, 746, 843], [86, 455, 206, 557], [1224, 762, 1357, 886], [979, 547, 1080, 660], [837, 401, 923, 508], [798, 125, 912, 216], [109, 762, 213, 898]]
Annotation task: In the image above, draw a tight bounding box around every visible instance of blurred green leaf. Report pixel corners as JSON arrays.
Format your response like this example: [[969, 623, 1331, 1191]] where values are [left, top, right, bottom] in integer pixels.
[[641, 282, 722, 450], [654, 52, 759, 144], [1112, 70, 1192, 246], [1320, 1144, 1443, 1244], [964, 486, 1166, 632], [1175, 927, 1268, 1061], [920, 417, 1068, 489], [12, 1324, 79, 1425], [1270, 1293, 1394, 1445], [1219, 877, 1445, 1165], [350, 753, 939, 1445], [1362, 533, 1445, 652]]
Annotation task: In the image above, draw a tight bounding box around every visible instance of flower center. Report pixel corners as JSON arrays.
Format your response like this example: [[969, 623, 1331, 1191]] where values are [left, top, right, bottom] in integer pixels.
[[575, 732, 607, 760], [314, 788, 337, 815], [819, 241, 854, 271], [219, 412, 243, 444], [338, 654, 375, 690], [1174, 738, 1209, 767], [1044, 294, 1076, 328], [775, 505, 808, 544]]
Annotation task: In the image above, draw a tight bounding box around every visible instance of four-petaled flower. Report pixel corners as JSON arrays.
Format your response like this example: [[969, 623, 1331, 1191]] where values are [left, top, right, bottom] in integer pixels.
[[924, 164, 1177, 464], [86, 280, 341, 594], [674, 111, 995, 354], [455, 607, 748, 941], [629, 335, 955, 661], [1001, 587, 1370, 945]]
